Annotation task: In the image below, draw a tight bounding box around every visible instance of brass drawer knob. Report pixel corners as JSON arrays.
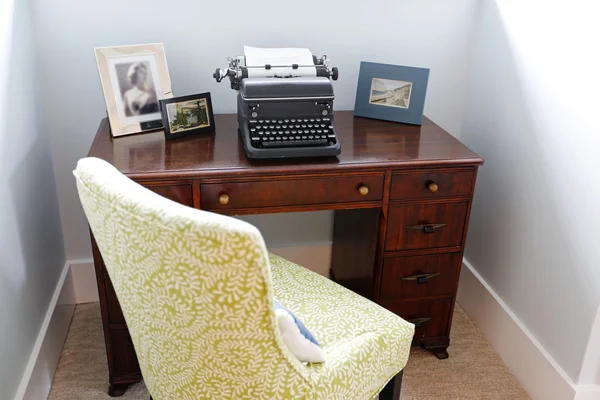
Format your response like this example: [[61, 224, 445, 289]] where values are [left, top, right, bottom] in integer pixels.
[[219, 193, 230, 205], [358, 185, 369, 196], [428, 182, 439, 193]]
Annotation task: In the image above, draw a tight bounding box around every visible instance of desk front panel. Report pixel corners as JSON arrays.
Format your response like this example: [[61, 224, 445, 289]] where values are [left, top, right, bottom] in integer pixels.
[[88, 113, 483, 395]]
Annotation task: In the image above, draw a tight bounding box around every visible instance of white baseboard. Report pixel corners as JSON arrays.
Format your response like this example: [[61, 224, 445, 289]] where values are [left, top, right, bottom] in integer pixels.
[[270, 243, 332, 277], [574, 385, 600, 400], [457, 258, 600, 400], [68, 244, 332, 307], [14, 262, 76, 400], [70, 259, 98, 303]]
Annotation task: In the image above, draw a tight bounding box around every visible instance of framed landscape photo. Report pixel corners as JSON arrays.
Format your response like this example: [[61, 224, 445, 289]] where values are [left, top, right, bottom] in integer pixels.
[[159, 93, 216, 140], [95, 43, 173, 137], [354, 62, 430, 125]]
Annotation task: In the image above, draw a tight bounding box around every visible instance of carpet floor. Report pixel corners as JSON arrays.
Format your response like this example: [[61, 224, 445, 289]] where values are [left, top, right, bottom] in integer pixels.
[[48, 303, 529, 400]]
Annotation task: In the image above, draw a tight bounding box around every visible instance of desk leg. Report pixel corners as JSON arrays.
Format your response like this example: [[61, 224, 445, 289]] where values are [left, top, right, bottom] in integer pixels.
[[108, 383, 130, 397], [91, 232, 142, 396]]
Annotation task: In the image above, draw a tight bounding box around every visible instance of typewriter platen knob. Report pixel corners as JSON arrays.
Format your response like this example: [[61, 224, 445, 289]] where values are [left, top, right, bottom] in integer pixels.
[[213, 68, 222, 83], [331, 67, 339, 81]]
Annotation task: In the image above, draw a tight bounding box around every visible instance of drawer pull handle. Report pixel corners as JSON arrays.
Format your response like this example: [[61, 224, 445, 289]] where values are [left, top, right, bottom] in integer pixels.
[[401, 272, 441, 284], [406, 223, 446, 233], [219, 193, 230, 205], [358, 185, 369, 196], [427, 182, 439, 193], [408, 317, 432, 328]]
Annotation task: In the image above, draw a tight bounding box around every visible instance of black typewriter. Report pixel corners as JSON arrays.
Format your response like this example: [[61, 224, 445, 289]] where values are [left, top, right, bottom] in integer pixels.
[[214, 49, 341, 159]]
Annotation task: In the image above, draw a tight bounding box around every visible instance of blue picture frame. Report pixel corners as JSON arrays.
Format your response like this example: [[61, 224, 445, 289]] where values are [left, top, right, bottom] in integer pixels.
[[354, 62, 430, 125]]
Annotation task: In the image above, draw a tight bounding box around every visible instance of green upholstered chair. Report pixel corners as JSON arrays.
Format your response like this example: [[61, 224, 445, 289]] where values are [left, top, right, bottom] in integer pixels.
[[74, 157, 414, 400]]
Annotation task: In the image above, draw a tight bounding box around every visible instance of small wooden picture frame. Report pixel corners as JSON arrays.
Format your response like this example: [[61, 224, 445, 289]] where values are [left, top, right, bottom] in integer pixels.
[[159, 93, 216, 140]]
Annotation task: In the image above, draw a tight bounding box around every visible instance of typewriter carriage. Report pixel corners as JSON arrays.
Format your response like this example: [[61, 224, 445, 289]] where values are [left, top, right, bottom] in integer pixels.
[[213, 54, 338, 90]]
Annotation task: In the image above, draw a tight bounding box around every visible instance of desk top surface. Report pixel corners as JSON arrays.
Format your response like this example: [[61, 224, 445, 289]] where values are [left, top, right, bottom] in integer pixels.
[[89, 111, 483, 179]]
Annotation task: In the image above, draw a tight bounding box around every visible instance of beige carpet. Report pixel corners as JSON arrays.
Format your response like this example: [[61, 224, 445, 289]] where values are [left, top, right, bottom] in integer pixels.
[[48, 303, 529, 400]]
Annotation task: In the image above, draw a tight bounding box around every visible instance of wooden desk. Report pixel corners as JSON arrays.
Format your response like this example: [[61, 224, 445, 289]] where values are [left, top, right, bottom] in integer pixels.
[[88, 111, 483, 396]]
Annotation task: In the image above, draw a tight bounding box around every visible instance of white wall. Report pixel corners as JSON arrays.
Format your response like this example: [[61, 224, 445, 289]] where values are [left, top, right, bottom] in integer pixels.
[[0, 0, 66, 398], [31, 0, 479, 261], [460, 0, 600, 384]]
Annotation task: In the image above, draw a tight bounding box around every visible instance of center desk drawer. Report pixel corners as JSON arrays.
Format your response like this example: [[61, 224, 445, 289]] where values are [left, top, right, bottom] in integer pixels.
[[201, 174, 384, 211], [385, 201, 469, 251]]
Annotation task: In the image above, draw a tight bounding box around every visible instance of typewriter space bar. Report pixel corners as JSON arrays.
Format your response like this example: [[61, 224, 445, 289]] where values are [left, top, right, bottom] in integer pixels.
[[262, 139, 329, 148]]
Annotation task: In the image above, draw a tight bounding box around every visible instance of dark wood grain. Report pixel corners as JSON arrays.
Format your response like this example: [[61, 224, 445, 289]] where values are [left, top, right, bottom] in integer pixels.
[[108, 330, 141, 377], [372, 170, 393, 303], [91, 233, 142, 392], [381, 297, 453, 340], [384, 201, 469, 251], [330, 208, 380, 299], [88, 112, 483, 180], [390, 169, 474, 200], [86, 113, 483, 395], [146, 184, 193, 206], [105, 279, 125, 325], [380, 254, 462, 300], [201, 173, 383, 211]]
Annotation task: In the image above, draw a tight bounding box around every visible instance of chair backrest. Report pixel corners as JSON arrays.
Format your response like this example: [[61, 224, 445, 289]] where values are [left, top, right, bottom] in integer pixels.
[[74, 157, 310, 399]]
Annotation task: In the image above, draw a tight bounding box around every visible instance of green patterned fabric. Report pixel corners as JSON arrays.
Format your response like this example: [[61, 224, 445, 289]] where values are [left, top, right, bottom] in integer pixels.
[[74, 157, 414, 400]]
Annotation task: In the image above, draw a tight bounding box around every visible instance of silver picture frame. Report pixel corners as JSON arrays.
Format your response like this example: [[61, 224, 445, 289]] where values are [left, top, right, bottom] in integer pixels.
[[95, 43, 173, 137]]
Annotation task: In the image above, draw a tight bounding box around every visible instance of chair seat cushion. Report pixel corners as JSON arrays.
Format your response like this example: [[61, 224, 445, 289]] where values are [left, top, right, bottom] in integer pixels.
[[269, 253, 414, 400]]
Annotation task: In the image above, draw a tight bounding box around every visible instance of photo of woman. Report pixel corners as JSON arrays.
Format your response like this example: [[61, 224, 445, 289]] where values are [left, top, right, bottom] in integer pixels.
[[115, 61, 159, 116]]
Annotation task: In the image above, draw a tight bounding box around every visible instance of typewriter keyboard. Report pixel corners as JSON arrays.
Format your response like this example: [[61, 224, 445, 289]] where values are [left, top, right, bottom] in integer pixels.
[[248, 118, 337, 148]]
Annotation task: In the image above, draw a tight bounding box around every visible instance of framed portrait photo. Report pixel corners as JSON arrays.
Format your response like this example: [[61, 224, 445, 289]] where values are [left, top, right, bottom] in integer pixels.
[[354, 62, 430, 125], [159, 93, 216, 140], [95, 43, 173, 137]]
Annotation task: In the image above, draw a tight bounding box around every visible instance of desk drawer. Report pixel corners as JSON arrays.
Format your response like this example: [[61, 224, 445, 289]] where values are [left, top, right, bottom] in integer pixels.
[[390, 170, 474, 200], [380, 254, 461, 300], [385, 201, 468, 251], [381, 297, 452, 339], [146, 184, 193, 206], [201, 174, 384, 211]]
